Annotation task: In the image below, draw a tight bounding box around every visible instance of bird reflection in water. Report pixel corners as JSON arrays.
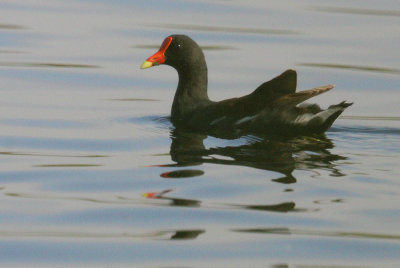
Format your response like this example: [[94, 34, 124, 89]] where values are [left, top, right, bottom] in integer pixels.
[[168, 127, 346, 184], [143, 126, 347, 214]]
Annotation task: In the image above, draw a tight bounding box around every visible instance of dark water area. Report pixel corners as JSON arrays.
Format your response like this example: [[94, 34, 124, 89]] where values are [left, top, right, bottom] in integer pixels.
[[0, 0, 399, 267]]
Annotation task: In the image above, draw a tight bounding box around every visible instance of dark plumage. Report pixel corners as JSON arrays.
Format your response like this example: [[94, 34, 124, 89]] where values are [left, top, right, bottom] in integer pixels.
[[141, 35, 352, 137]]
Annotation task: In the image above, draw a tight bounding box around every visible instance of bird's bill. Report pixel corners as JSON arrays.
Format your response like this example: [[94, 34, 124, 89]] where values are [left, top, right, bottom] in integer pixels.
[[140, 50, 165, 69], [140, 60, 153, 69], [140, 36, 173, 69]]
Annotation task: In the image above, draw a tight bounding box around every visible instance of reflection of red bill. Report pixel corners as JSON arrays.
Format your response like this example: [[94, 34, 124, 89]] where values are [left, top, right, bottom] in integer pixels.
[[142, 192, 157, 198], [142, 189, 172, 199]]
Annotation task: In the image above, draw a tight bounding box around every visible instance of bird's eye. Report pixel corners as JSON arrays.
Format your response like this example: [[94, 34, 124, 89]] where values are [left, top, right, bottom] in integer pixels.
[[177, 44, 182, 49]]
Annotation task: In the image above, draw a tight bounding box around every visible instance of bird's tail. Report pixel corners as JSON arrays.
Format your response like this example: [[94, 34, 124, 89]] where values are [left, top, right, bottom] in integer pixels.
[[310, 101, 353, 132]]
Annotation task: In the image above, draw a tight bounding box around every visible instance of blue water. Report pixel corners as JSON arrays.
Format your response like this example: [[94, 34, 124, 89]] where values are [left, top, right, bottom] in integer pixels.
[[0, 0, 399, 267]]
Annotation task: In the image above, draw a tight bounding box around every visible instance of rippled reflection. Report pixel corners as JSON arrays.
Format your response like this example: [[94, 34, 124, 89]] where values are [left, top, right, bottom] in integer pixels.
[[0, 228, 205, 241], [160, 169, 204, 178], [168, 229, 205, 240], [142, 188, 316, 212], [143, 189, 201, 207], [233, 227, 400, 241], [169, 128, 346, 184], [232, 202, 301, 213]]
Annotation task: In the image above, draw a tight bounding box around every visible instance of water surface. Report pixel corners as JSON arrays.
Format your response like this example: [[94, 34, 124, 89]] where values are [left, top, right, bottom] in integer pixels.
[[0, 0, 399, 267]]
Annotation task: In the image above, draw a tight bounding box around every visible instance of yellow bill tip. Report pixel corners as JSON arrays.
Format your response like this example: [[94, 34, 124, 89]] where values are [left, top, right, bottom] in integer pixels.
[[140, 61, 153, 69]]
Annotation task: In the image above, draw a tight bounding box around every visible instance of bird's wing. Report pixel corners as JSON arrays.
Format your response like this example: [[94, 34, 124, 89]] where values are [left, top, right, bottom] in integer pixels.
[[212, 69, 298, 117], [189, 70, 329, 129], [272, 85, 334, 108], [250, 69, 297, 98]]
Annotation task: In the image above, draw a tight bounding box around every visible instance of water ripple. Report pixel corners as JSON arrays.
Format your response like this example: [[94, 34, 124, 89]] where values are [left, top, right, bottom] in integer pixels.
[[0, 24, 26, 30], [0, 151, 108, 158], [329, 125, 400, 135], [134, 44, 236, 50], [34, 164, 103, 168], [311, 6, 400, 17], [143, 23, 301, 35], [299, 62, 400, 75], [0, 61, 99, 69], [108, 98, 160, 102], [297, 62, 400, 74], [340, 116, 400, 121], [0, 135, 167, 152]]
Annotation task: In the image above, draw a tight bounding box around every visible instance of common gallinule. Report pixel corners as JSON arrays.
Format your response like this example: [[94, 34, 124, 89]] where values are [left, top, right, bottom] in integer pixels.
[[141, 35, 352, 136]]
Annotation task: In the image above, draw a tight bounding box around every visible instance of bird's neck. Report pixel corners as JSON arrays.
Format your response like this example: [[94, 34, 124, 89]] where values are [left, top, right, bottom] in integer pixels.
[[171, 60, 209, 120]]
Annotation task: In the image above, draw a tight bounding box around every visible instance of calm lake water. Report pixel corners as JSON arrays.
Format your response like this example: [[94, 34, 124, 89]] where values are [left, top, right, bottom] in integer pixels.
[[1, 0, 400, 267]]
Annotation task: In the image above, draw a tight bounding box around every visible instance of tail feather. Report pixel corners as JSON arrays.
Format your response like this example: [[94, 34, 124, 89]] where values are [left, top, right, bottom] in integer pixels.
[[273, 85, 334, 108]]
